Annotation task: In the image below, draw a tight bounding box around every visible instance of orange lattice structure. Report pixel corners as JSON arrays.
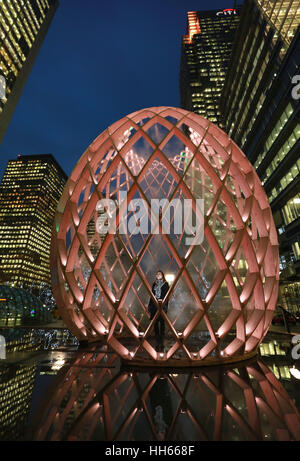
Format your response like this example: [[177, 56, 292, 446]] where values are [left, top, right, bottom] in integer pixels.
[[51, 107, 279, 366]]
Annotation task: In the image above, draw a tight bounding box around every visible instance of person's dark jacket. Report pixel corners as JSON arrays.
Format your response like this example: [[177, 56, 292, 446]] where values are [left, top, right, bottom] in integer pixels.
[[148, 280, 169, 316]]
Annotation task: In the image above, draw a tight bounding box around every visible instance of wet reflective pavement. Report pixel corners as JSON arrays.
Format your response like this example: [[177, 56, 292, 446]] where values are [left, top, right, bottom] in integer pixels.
[[0, 329, 300, 441]]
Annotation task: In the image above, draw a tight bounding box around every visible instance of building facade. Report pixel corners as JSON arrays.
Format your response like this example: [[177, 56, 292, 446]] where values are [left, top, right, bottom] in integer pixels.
[[180, 8, 241, 127], [0, 0, 58, 143], [0, 154, 67, 290], [220, 0, 300, 313]]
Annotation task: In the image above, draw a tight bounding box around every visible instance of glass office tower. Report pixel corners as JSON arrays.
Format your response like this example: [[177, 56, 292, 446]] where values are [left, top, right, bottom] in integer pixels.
[[0, 154, 67, 290], [220, 0, 300, 313], [180, 8, 241, 127], [0, 0, 59, 143], [257, 0, 300, 47]]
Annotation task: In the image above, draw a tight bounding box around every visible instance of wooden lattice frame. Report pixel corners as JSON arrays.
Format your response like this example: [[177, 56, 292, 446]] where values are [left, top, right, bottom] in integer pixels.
[[51, 107, 279, 365]]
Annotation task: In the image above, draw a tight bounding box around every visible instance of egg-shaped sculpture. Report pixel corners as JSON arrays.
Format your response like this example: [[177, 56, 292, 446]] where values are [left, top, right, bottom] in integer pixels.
[[51, 107, 279, 366]]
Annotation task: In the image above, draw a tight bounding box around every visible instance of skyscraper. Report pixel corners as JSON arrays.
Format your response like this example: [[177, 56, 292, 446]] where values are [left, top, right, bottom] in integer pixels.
[[0, 0, 58, 143], [0, 154, 67, 290], [220, 0, 300, 312], [220, 0, 299, 148], [180, 8, 241, 127]]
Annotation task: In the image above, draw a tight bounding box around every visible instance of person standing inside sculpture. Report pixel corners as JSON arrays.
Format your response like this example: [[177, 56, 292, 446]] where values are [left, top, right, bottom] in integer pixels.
[[148, 271, 169, 346]]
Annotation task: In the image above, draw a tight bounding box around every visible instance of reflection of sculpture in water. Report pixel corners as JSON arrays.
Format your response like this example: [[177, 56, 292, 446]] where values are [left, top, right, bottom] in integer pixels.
[[30, 351, 300, 441], [154, 406, 168, 440], [147, 270, 170, 351], [149, 375, 173, 440]]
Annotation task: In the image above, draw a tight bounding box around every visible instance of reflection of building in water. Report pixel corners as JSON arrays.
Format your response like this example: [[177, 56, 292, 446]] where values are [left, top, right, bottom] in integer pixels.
[[32, 352, 300, 441], [0, 329, 41, 353], [0, 363, 36, 441], [259, 336, 300, 411]]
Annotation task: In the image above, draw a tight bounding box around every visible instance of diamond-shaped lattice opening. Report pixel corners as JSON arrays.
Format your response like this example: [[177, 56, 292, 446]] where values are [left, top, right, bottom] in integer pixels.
[[187, 239, 220, 298], [160, 323, 182, 358], [125, 136, 154, 176], [119, 191, 151, 258], [167, 274, 202, 333], [140, 234, 181, 279], [97, 237, 133, 300], [91, 281, 114, 327], [146, 123, 169, 145], [119, 272, 150, 334], [184, 157, 215, 211], [138, 156, 178, 201], [209, 204, 236, 254], [185, 315, 214, 355], [162, 134, 186, 162], [163, 187, 204, 259], [138, 248, 180, 298]]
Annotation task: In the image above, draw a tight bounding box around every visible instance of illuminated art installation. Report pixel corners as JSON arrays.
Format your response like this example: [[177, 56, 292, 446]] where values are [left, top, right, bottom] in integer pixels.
[[51, 107, 279, 365], [31, 352, 300, 441]]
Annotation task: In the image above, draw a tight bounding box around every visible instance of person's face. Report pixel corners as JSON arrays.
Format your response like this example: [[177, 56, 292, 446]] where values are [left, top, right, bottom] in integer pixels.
[[156, 272, 163, 280]]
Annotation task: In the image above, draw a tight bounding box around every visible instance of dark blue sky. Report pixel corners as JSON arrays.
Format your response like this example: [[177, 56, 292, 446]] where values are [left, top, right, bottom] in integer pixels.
[[0, 0, 234, 179]]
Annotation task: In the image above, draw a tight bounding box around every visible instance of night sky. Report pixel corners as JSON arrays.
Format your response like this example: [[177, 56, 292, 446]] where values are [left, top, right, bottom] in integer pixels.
[[0, 0, 234, 180]]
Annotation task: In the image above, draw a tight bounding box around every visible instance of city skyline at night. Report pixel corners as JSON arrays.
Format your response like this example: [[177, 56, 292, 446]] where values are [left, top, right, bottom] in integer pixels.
[[0, 0, 232, 181], [0, 0, 299, 443]]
